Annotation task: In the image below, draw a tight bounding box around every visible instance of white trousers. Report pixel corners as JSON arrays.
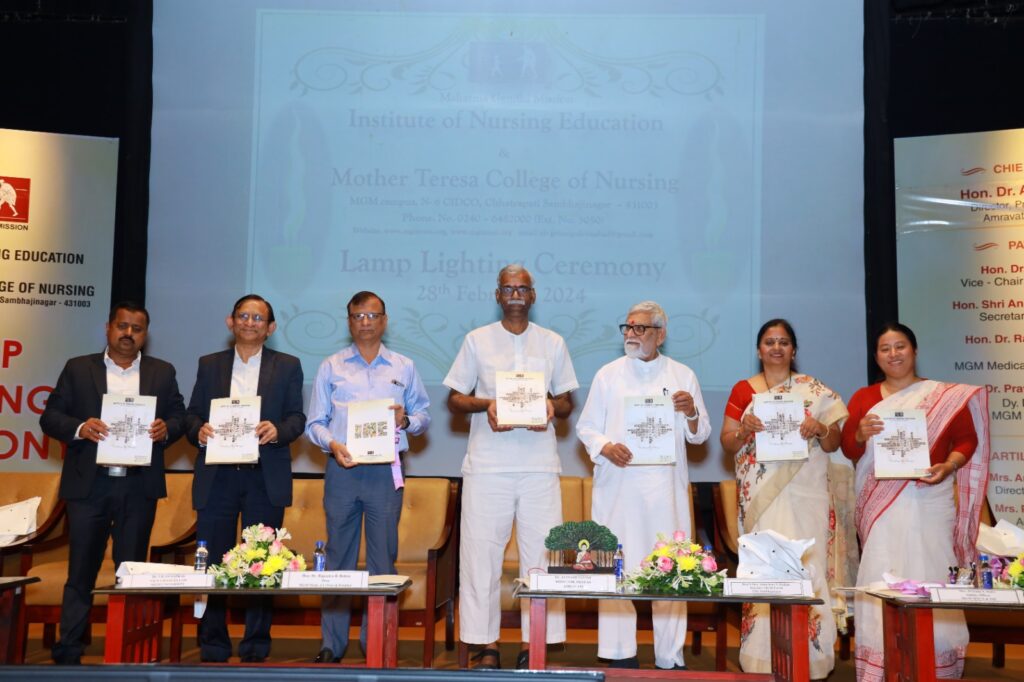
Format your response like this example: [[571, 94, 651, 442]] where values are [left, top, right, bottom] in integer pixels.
[[459, 471, 566, 644], [592, 463, 690, 668], [598, 599, 687, 668]]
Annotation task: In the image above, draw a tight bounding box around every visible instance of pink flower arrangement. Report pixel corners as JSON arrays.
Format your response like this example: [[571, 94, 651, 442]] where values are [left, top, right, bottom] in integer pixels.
[[626, 531, 727, 595], [209, 524, 307, 588]]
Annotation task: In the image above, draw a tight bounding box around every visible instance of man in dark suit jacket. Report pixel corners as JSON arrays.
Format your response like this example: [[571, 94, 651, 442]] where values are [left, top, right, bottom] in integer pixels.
[[39, 301, 186, 665], [185, 294, 305, 663]]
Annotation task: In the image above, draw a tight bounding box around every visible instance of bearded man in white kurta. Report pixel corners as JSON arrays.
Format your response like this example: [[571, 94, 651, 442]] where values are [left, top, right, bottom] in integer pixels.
[[576, 301, 712, 670]]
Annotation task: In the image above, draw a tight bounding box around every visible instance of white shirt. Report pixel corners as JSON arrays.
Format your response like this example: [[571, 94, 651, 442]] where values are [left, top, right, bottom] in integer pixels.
[[75, 348, 142, 440], [230, 347, 262, 398], [104, 348, 141, 396], [444, 321, 578, 474], [576, 353, 712, 466]]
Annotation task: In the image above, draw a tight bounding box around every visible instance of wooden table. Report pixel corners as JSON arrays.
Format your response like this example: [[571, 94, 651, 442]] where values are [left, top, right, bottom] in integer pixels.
[[869, 589, 1024, 682], [515, 585, 822, 681], [94, 579, 411, 665], [0, 576, 38, 664]]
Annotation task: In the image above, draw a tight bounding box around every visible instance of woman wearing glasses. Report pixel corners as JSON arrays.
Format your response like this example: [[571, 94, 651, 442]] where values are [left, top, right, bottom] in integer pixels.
[[719, 319, 849, 679], [840, 323, 989, 682]]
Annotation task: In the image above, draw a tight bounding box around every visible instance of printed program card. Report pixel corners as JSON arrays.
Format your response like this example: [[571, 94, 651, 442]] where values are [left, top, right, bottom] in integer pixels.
[[623, 395, 675, 465], [346, 398, 396, 464], [752, 393, 808, 462], [96, 394, 156, 466], [495, 371, 547, 427], [206, 396, 261, 464], [873, 408, 930, 479]]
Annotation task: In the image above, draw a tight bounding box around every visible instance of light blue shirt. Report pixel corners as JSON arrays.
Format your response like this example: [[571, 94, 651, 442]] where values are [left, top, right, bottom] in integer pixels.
[[305, 343, 430, 453]]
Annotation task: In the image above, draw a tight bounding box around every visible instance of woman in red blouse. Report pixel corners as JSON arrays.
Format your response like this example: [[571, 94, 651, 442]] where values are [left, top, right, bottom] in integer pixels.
[[840, 322, 990, 682], [720, 319, 848, 678]]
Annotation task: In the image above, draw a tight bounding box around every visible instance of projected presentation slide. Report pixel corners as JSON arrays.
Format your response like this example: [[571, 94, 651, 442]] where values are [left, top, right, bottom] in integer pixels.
[[248, 10, 760, 386], [148, 0, 863, 477]]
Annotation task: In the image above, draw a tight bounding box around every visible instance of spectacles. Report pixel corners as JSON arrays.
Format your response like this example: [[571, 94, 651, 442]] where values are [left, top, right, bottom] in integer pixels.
[[619, 323, 662, 336], [235, 312, 267, 324], [349, 312, 385, 322], [498, 285, 533, 296]]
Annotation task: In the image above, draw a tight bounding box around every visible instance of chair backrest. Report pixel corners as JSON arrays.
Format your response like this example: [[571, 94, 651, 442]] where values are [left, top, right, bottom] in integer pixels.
[[716, 479, 740, 555], [150, 471, 195, 548], [282, 477, 328, 563], [396, 478, 452, 563], [0, 472, 61, 528]]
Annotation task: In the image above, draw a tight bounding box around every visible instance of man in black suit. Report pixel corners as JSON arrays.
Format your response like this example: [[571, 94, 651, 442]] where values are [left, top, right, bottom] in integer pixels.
[[40, 301, 186, 665], [186, 293, 305, 663]]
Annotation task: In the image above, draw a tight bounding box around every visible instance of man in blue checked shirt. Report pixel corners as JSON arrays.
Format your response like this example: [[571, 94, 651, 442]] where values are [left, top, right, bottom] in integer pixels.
[[305, 290, 430, 664]]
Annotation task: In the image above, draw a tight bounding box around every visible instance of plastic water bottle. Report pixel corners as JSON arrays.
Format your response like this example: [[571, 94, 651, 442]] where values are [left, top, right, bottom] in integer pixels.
[[613, 544, 625, 590], [194, 540, 209, 573], [979, 554, 993, 589], [313, 541, 327, 571]]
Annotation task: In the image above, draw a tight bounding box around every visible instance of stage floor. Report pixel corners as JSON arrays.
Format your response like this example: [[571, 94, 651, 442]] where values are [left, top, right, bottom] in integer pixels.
[[19, 619, 1024, 680]]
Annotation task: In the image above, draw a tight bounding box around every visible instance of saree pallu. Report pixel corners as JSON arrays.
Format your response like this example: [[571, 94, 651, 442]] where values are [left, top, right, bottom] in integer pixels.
[[735, 374, 849, 678], [853, 380, 990, 682]]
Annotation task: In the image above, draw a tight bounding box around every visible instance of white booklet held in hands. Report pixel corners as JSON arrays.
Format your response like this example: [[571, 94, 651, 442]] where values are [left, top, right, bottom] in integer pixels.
[[206, 396, 261, 464], [873, 408, 930, 479], [96, 394, 156, 466], [752, 393, 808, 462], [346, 398, 396, 464]]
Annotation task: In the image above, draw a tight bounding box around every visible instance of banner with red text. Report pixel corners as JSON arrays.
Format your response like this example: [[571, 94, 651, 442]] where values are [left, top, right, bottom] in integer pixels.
[[896, 128, 1024, 528], [0, 128, 118, 470]]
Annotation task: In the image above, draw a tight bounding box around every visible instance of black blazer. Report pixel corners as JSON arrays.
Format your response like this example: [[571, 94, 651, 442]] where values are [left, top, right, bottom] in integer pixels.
[[39, 353, 187, 501], [186, 347, 305, 509]]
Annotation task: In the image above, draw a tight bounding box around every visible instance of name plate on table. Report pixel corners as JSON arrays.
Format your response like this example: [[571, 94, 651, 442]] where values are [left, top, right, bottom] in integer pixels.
[[529, 572, 617, 593], [724, 579, 813, 597], [928, 587, 1023, 605], [280, 570, 368, 589], [117, 573, 215, 589]]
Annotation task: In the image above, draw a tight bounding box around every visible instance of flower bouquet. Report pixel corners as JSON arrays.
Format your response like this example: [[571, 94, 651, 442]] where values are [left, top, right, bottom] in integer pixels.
[[626, 531, 727, 595], [209, 524, 306, 588], [1006, 554, 1024, 588]]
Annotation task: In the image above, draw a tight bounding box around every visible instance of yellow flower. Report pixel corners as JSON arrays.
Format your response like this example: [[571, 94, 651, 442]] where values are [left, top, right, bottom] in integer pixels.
[[1009, 562, 1024, 578], [261, 554, 287, 576], [677, 555, 698, 572], [653, 546, 672, 558], [244, 547, 268, 562], [689, 543, 702, 554]]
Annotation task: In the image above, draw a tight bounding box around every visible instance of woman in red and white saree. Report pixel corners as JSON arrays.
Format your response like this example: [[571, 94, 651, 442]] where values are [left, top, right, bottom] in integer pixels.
[[841, 323, 989, 682]]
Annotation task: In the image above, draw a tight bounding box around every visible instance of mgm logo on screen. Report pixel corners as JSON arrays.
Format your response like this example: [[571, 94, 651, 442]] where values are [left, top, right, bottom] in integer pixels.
[[0, 176, 30, 231]]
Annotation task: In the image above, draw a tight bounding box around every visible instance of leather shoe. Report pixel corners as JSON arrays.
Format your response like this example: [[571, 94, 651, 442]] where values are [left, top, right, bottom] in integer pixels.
[[241, 655, 266, 663], [608, 655, 640, 668], [314, 647, 339, 663], [657, 663, 688, 670], [471, 647, 501, 669], [516, 649, 531, 669]]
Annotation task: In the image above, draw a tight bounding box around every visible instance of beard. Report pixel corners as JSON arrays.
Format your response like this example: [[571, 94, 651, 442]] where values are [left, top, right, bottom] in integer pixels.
[[624, 340, 644, 359]]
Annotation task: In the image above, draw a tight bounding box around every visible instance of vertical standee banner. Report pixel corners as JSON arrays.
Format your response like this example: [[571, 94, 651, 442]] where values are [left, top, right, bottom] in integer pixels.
[[896, 128, 1024, 528], [0, 128, 118, 471]]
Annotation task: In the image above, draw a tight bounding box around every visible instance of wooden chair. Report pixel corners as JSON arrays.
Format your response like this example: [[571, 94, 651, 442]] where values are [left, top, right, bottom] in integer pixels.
[[17, 471, 195, 662], [171, 475, 460, 667]]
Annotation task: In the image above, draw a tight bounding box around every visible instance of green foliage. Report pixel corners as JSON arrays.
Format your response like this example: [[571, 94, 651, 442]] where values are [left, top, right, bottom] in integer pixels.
[[544, 521, 618, 551]]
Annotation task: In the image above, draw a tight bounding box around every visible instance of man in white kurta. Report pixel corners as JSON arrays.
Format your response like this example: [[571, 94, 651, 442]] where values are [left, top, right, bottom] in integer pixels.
[[444, 264, 578, 669], [576, 301, 712, 670]]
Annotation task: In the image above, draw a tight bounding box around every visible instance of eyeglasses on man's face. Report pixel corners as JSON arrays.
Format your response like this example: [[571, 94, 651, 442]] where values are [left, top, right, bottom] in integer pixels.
[[234, 312, 268, 324], [497, 285, 533, 297], [348, 312, 385, 322], [619, 323, 662, 336]]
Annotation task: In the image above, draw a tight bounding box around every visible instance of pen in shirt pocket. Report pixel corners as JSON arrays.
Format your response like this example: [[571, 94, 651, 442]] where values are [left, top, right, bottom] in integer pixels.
[[391, 379, 406, 389]]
